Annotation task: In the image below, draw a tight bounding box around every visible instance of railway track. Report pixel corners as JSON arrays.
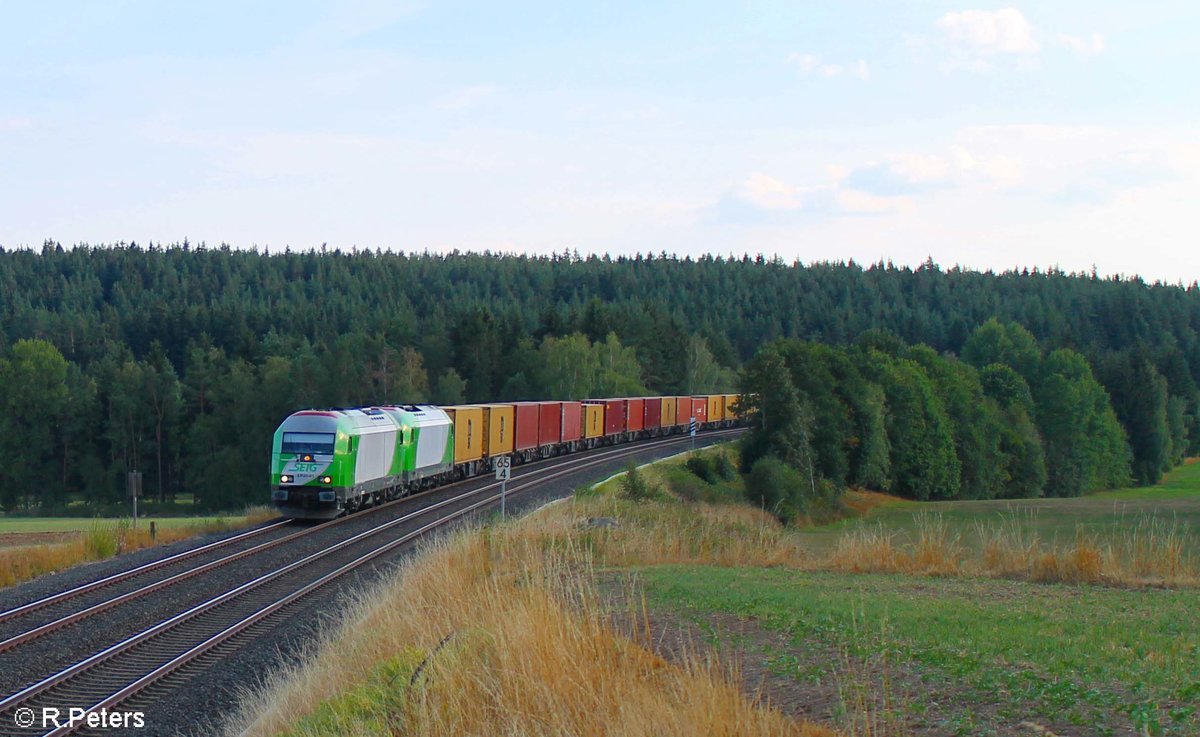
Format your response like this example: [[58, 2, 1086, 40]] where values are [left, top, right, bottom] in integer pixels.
[[0, 429, 741, 736]]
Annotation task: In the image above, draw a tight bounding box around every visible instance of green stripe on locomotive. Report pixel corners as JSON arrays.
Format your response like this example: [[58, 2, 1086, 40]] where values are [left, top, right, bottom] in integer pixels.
[[270, 414, 354, 487], [271, 406, 454, 491]]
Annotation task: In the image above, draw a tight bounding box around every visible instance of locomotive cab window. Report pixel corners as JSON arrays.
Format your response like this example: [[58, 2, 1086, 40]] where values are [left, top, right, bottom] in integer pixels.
[[282, 432, 336, 455]]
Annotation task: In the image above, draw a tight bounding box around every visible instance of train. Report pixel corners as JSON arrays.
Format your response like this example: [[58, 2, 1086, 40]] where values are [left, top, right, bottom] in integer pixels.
[[270, 394, 741, 519]]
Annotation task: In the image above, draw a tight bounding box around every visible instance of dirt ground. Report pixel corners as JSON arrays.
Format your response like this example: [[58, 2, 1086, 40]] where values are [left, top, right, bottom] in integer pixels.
[[600, 573, 1099, 737]]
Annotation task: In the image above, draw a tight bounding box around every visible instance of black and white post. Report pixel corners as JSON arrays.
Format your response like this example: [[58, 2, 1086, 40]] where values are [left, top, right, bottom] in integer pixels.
[[689, 415, 697, 452], [127, 471, 143, 529], [495, 455, 512, 518]]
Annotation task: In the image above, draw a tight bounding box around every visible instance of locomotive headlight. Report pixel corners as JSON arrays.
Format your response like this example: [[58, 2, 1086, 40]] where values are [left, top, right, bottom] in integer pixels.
[[321, 475, 332, 484], [302, 454, 313, 462], [280, 474, 291, 483]]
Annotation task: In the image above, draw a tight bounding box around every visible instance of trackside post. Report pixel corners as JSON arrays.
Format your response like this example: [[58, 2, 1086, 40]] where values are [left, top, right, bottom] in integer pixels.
[[495, 455, 512, 517]]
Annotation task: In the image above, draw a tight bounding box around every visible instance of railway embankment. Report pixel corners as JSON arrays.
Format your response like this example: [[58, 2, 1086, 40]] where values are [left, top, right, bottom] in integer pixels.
[[226, 447, 1200, 737], [226, 443, 836, 737]]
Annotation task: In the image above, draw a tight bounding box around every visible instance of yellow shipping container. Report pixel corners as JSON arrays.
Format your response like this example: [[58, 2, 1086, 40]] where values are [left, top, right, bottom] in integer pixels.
[[479, 404, 515, 457], [707, 394, 724, 422], [724, 394, 740, 419], [582, 403, 604, 439], [661, 396, 677, 427], [444, 406, 484, 464]]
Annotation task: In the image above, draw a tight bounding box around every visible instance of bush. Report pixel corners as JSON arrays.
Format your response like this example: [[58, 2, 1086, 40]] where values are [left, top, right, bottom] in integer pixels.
[[619, 463, 663, 502], [712, 453, 737, 481], [685, 456, 717, 484], [745, 456, 846, 525]]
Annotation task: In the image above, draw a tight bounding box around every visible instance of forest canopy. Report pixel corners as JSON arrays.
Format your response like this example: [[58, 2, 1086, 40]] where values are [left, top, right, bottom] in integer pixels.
[[0, 243, 1196, 511]]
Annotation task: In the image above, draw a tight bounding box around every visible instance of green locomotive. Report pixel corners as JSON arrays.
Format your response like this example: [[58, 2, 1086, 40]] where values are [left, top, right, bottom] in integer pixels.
[[270, 405, 453, 519]]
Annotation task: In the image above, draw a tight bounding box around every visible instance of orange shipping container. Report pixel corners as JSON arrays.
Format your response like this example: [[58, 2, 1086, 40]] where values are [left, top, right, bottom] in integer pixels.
[[661, 396, 677, 426], [724, 394, 739, 419], [444, 406, 484, 464], [707, 394, 724, 422], [479, 404, 515, 456], [582, 402, 604, 439]]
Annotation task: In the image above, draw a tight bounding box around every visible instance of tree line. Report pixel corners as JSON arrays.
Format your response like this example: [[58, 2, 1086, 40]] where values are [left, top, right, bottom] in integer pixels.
[[739, 320, 1151, 515], [0, 243, 1197, 511]]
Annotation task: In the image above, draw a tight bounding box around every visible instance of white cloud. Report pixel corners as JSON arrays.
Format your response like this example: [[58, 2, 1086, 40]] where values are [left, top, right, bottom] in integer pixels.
[[931, 8, 1105, 70], [431, 85, 502, 110], [840, 125, 1190, 208], [712, 171, 908, 223], [845, 147, 1021, 195], [0, 117, 35, 133], [936, 8, 1038, 54], [1057, 32, 1105, 57], [735, 172, 806, 211], [786, 53, 870, 80]]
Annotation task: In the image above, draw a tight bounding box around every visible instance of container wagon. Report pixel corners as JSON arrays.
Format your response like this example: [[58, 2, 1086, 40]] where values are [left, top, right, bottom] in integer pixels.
[[479, 403, 515, 462], [538, 401, 564, 456], [561, 401, 583, 450], [512, 402, 541, 462], [581, 402, 605, 448], [443, 405, 484, 476], [644, 396, 663, 435], [661, 396, 677, 431], [626, 398, 645, 438]]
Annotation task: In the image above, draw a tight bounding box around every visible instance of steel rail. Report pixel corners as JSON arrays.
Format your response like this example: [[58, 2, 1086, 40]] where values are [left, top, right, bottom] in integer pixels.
[[0, 519, 292, 626], [0, 429, 728, 653], [0, 429, 742, 736]]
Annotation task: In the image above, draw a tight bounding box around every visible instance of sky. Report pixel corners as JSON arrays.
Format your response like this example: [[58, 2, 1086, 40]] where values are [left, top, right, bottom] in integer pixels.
[[1, 1, 1198, 282]]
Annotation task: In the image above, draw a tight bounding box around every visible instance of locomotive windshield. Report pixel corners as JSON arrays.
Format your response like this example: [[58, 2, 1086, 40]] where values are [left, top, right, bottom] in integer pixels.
[[281, 432, 336, 454]]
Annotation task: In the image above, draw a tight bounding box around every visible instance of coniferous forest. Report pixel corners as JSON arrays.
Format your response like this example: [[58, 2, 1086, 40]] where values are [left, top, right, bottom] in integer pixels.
[[1, 243, 1197, 512]]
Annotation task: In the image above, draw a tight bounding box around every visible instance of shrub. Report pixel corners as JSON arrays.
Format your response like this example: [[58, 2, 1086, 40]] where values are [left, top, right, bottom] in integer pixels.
[[619, 463, 663, 502], [685, 456, 717, 484], [745, 457, 808, 523], [712, 453, 737, 481], [746, 456, 846, 525]]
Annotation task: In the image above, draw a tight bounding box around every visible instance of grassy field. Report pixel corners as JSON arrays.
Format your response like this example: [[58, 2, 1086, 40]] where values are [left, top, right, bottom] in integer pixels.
[[0, 506, 278, 588], [228, 449, 1200, 737], [636, 566, 1199, 736], [0, 515, 244, 534], [804, 461, 1200, 552]]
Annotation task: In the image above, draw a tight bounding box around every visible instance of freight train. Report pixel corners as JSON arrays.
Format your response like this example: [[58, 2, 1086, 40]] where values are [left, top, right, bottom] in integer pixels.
[[271, 394, 740, 519]]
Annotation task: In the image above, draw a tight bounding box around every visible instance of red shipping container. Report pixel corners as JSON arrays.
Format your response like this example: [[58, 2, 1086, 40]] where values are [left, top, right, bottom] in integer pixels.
[[561, 402, 582, 442], [513, 402, 540, 450], [626, 398, 645, 432], [676, 396, 693, 426], [691, 397, 709, 424], [604, 398, 626, 435], [643, 397, 662, 430], [537, 401, 563, 446]]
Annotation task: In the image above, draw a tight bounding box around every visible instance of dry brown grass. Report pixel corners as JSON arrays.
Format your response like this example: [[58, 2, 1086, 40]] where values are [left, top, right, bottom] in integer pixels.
[[973, 515, 1196, 586], [228, 527, 835, 737], [0, 507, 277, 590], [825, 513, 962, 577], [526, 492, 809, 568], [823, 511, 1198, 587], [841, 490, 905, 517]]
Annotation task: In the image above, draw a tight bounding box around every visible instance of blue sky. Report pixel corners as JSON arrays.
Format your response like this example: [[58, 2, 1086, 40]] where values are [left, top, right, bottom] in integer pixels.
[[2, 2, 1198, 280]]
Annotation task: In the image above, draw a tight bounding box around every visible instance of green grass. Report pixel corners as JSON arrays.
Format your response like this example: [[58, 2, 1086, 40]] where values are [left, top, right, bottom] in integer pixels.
[[0, 516, 241, 534], [800, 461, 1200, 554], [637, 565, 1200, 736]]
